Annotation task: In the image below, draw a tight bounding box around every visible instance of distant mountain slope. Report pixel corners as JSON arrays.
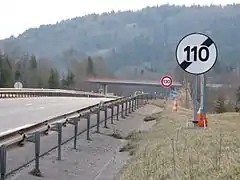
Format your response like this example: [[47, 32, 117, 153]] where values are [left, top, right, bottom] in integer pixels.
[[0, 4, 240, 76]]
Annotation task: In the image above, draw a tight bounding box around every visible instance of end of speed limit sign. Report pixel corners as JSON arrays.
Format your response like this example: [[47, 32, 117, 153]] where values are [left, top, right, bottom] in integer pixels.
[[175, 32, 218, 75], [161, 75, 173, 88]]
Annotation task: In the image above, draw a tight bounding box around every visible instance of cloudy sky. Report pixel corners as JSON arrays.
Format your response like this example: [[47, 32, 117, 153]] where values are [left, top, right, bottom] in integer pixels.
[[0, 0, 239, 39]]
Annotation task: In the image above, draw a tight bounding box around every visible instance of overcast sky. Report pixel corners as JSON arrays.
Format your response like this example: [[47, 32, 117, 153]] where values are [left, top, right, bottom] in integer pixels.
[[0, 0, 239, 39]]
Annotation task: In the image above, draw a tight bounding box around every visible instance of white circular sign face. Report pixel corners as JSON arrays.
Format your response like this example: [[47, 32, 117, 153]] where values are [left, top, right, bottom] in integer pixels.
[[176, 32, 218, 75], [161, 75, 173, 88], [14, 82, 23, 89]]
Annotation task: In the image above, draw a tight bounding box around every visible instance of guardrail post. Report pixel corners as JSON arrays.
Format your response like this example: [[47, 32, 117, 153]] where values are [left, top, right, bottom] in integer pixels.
[[125, 100, 128, 117], [86, 114, 91, 140], [68, 118, 79, 149], [116, 104, 119, 121], [0, 145, 6, 180], [96, 109, 100, 133], [132, 99, 135, 112], [140, 96, 143, 107], [34, 131, 41, 174], [135, 97, 138, 109], [57, 123, 62, 160], [137, 96, 139, 108], [50, 123, 62, 160], [121, 102, 125, 119], [111, 105, 114, 124], [135, 97, 137, 109], [29, 131, 42, 177], [104, 107, 108, 128], [53, 123, 62, 160], [128, 99, 131, 114], [74, 119, 78, 149]]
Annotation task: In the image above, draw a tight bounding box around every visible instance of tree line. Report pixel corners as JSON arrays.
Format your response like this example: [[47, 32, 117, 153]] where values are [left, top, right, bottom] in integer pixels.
[[0, 52, 98, 89]]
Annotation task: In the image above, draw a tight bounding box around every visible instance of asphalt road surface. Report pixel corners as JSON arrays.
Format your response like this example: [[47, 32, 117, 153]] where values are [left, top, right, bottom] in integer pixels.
[[0, 97, 114, 134]]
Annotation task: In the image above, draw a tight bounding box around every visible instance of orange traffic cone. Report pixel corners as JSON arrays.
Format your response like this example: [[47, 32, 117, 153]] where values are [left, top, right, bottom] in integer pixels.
[[197, 108, 208, 127], [172, 99, 178, 112]]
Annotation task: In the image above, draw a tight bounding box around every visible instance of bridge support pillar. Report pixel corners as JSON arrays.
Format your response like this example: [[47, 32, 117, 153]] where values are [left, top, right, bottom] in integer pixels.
[[100, 84, 108, 95]]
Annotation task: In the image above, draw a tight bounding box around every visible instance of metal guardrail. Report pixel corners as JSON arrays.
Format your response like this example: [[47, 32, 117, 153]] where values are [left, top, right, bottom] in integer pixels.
[[0, 93, 152, 179], [0, 88, 114, 98]]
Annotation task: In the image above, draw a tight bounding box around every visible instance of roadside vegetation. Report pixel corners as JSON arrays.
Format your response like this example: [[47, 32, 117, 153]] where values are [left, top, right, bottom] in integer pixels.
[[118, 100, 240, 180], [0, 53, 113, 91]]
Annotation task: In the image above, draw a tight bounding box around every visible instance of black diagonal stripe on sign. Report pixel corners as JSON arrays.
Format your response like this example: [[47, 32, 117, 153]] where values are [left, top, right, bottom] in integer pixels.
[[180, 61, 192, 70], [179, 37, 214, 71], [201, 37, 214, 47]]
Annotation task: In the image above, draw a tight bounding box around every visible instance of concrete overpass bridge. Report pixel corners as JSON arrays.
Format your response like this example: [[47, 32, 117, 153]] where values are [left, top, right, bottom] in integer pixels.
[[86, 78, 224, 95], [86, 78, 182, 94]]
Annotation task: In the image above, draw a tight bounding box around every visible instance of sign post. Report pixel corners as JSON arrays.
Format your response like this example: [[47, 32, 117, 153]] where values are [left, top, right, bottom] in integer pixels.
[[183, 75, 188, 108], [193, 75, 198, 125], [176, 32, 218, 127]]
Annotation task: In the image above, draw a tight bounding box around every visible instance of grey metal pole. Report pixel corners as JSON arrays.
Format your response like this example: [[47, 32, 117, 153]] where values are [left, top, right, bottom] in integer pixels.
[[35, 132, 40, 170], [104, 108, 108, 128], [125, 101, 128, 116], [200, 74, 207, 128], [136, 97, 139, 109], [193, 75, 198, 126], [200, 75, 204, 112], [57, 123, 62, 160], [202, 74, 206, 114], [121, 103, 125, 118], [96, 109, 100, 132], [73, 119, 78, 149], [111, 106, 114, 124], [132, 99, 134, 112], [165, 89, 168, 100], [128, 100, 131, 113], [34, 131, 41, 175], [0, 145, 6, 180], [185, 76, 189, 109], [116, 104, 119, 121], [86, 114, 91, 140]]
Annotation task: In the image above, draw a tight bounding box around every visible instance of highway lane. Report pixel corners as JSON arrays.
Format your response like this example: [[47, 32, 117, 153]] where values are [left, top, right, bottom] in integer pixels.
[[0, 97, 114, 134]]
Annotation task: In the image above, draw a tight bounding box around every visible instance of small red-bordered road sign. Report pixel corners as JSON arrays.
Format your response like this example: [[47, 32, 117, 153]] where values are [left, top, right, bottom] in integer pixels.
[[160, 75, 173, 88]]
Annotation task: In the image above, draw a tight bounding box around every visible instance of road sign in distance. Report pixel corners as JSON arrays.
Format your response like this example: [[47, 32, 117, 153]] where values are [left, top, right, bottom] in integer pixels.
[[176, 32, 218, 75], [14, 82, 23, 89], [161, 75, 173, 88]]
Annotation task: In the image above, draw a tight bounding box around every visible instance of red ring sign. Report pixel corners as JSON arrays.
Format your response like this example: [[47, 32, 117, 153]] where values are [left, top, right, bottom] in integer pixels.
[[160, 75, 173, 88]]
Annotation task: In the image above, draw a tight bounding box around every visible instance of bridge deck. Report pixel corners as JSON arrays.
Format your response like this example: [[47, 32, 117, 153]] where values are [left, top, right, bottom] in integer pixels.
[[87, 78, 182, 87], [87, 78, 224, 88]]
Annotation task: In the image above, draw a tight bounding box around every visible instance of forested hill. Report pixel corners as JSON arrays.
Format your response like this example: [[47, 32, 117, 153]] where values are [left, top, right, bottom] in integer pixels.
[[0, 4, 240, 77]]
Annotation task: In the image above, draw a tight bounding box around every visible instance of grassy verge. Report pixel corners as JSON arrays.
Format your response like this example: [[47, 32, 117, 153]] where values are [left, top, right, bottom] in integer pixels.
[[118, 100, 240, 180]]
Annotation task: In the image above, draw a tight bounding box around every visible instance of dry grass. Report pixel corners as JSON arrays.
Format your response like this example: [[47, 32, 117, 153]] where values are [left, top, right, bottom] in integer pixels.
[[149, 99, 166, 109], [118, 100, 240, 180]]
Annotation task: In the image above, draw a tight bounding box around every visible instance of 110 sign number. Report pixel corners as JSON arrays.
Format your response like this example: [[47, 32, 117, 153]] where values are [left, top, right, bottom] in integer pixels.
[[184, 46, 209, 62]]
